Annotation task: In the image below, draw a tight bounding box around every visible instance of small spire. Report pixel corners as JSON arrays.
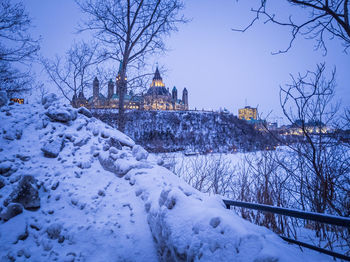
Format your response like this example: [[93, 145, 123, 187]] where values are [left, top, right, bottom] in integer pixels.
[[118, 61, 123, 73], [153, 66, 162, 80]]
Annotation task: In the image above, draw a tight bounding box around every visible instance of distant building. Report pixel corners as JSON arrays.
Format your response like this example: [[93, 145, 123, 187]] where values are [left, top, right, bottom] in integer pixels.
[[10, 98, 24, 104], [72, 66, 189, 111], [278, 120, 330, 136], [143, 67, 188, 110], [267, 122, 278, 131], [247, 119, 266, 131], [285, 120, 329, 135], [238, 106, 257, 121]]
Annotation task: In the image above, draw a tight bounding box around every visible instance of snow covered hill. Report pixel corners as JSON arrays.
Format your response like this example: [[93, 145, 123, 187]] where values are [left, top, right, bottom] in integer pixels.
[[0, 95, 331, 261], [92, 109, 276, 153]]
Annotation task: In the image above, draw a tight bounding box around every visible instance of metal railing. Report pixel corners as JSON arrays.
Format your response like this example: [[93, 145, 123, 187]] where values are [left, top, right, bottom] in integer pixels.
[[223, 199, 350, 261]]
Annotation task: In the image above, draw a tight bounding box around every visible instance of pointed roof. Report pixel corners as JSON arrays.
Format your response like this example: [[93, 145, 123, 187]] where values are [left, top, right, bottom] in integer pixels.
[[78, 90, 85, 98], [153, 67, 162, 81], [93, 77, 99, 83]]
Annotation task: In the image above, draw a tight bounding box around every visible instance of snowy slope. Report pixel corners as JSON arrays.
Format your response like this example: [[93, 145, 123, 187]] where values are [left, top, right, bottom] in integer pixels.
[[92, 109, 276, 153], [0, 95, 331, 261]]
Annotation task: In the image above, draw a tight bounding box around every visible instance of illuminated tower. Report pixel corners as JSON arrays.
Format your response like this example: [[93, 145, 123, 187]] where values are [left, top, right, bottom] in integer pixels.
[[150, 67, 165, 87], [182, 87, 188, 110], [172, 86, 177, 101], [172, 86, 177, 110], [116, 62, 127, 96]]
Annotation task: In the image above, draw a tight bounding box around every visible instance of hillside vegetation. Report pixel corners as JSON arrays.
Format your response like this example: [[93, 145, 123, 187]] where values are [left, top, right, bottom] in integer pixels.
[[93, 110, 275, 153]]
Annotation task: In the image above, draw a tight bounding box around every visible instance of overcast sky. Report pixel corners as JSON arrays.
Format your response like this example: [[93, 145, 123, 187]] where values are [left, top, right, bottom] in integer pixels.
[[25, 0, 349, 125]]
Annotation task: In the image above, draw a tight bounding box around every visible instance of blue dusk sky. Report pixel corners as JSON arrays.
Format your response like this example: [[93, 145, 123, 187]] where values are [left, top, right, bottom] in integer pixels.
[[24, 0, 349, 124]]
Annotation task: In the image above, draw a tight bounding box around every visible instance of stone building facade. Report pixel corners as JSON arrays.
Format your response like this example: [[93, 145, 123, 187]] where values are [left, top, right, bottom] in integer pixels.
[[238, 106, 257, 121]]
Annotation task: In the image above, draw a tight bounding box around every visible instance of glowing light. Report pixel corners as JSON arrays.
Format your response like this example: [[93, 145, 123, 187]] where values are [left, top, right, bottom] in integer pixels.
[[10, 98, 24, 104]]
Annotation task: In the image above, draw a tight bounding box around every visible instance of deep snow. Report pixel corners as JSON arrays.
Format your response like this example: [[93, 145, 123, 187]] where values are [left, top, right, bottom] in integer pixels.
[[0, 96, 333, 261]]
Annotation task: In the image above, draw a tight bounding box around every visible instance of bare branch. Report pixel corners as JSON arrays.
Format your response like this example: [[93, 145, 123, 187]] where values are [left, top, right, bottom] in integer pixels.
[[234, 0, 350, 53], [75, 0, 187, 131], [0, 0, 40, 62], [0, 0, 40, 96], [42, 41, 103, 103]]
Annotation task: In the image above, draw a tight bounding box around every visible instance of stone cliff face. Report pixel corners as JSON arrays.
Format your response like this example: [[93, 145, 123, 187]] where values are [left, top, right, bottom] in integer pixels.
[[92, 109, 276, 153]]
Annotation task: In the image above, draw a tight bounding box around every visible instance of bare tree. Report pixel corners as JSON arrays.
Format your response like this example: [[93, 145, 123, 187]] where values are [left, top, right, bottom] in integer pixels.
[[233, 64, 350, 251], [76, 0, 187, 132], [35, 83, 49, 104], [169, 154, 236, 196], [0, 0, 39, 62], [0, 0, 40, 96], [232, 151, 295, 235], [278, 64, 350, 250], [0, 61, 33, 97], [42, 41, 101, 103], [234, 0, 350, 53], [344, 108, 350, 130]]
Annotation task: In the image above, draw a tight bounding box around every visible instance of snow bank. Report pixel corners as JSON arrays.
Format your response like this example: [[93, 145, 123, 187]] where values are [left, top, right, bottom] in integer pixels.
[[126, 165, 333, 262], [0, 95, 331, 261], [0, 91, 8, 107]]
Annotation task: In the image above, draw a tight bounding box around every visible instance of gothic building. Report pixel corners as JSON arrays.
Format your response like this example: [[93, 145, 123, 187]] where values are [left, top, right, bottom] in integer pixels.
[[72, 66, 189, 111], [143, 67, 188, 110]]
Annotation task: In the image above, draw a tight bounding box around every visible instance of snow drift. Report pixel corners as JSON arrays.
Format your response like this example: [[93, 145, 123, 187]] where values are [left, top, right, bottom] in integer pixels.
[[0, 95, 331, 261]]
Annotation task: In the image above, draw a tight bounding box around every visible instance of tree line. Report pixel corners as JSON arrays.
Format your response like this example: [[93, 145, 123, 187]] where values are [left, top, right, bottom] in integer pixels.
[[93, 109, 279, 153]]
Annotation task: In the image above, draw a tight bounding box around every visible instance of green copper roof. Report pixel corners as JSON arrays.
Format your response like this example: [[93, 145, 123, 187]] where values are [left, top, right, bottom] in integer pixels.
[[110, 94, 143, 102], [87, 93, 107, 102]]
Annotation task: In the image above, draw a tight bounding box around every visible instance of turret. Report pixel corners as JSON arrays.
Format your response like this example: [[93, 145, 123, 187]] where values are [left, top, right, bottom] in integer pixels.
[[172, 86, 177, 101], [93, 77, 99, 100], [108, 79, 114, 100], [182, 87, 188, 110], [78, 90, 85, 99], [71, 93, 77, 108], [116, 61, 127, 96]]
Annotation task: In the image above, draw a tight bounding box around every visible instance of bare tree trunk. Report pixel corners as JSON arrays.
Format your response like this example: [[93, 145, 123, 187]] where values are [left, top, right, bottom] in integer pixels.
[[118, 77, 127, 132]]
